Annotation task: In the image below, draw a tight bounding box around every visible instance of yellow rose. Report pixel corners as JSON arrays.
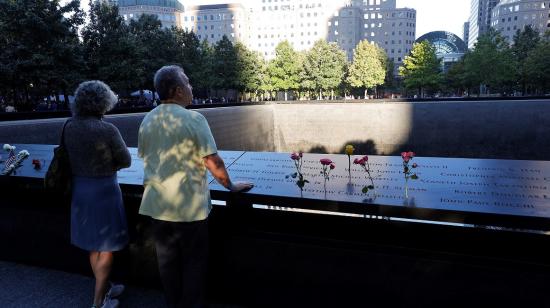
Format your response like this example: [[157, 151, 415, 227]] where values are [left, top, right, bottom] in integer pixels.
[[345, 145, 354, 156]]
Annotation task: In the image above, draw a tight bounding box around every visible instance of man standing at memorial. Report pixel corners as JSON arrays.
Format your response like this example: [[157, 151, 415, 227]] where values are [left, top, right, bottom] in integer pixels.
[[138, 65, 253, 308]]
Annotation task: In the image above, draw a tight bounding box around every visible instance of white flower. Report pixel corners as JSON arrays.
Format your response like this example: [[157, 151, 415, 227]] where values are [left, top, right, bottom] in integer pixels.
[[3, 144, 12, 151], [8, 164, 14, 169], [19, 150, 30, 157]]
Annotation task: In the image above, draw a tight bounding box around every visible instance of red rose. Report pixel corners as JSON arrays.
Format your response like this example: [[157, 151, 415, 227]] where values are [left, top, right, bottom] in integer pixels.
[[320, 158, 333, 165]]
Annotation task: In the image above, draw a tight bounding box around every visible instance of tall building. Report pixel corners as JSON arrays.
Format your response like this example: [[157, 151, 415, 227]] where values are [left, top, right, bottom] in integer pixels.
[[115, 0, 184, 28], [463, 21, 470, 46], [181, 4, 249, 45], [329, 0, 416, 68], [246, 0, 347, 58], [491, 0, 550, 43], [468, 0, 500, 49], [179, 0, 415, 65]]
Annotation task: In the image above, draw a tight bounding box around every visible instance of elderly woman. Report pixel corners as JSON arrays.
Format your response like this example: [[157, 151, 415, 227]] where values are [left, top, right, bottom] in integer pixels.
[[65, 81, 131, 308]]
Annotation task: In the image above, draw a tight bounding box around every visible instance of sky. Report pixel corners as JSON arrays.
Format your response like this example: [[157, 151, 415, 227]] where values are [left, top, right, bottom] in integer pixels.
[[65, 0, 471, 40]]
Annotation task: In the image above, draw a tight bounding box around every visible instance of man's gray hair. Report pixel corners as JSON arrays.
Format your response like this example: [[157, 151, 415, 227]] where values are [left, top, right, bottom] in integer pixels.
[[154, 65, 187, 100], [71, 80, 117, 116]]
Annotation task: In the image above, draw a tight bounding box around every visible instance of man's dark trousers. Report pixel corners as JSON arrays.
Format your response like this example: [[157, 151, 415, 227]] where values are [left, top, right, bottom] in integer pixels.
[[152, 218, 209, 308]]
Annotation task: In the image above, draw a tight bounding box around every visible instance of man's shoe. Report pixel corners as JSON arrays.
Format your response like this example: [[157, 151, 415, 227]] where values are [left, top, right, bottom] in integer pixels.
[[106, 282, 125, 298], [101, 298, 119, 308]]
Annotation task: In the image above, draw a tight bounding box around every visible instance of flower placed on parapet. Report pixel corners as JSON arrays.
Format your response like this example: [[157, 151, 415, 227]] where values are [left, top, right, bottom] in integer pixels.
[[354, 155, 375, 194], [401, 151, 419, 198], [320, 158, 335, 181], [287, 152, 309, 191], [345, 144, 354, 176], [32, 159, 42, 170]]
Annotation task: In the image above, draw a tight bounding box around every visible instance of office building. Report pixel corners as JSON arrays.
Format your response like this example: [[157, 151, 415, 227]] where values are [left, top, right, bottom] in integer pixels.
[[491, 0, 550, 43], [181, 4, 249, 45], [463, 21, 470, 46], [181, 0, 415, 64], [115, 0, 184, 28], [468, 0, 500, 48]]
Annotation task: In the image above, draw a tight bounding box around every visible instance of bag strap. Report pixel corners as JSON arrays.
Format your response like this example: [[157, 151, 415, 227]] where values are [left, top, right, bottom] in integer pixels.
[[59, 119, 71, 147]]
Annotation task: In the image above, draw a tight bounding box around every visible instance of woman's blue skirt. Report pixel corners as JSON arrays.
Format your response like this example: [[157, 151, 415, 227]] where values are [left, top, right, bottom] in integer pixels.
[[70, 174, 129, 252]]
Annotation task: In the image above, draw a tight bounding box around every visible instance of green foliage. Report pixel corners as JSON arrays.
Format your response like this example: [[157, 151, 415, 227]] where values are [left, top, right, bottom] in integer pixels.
[[346, 40, 386, 93], [213, 35, 238, 89], [0, 0, 84, 107], [235, 42, 263, 97], [524, 36, 550, 94], [399, 40, 442, 97], [82, 1, 141, 94], [129, 14, 174, 91], [268, 41, 301, 100], [512, 26, 540, 94], [463, 29, 515, 95], [303, 40, 347, 98]]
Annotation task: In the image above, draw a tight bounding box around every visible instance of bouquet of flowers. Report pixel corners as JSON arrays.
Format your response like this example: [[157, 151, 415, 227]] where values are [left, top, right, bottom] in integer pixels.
[[1, 144, 30, 176]]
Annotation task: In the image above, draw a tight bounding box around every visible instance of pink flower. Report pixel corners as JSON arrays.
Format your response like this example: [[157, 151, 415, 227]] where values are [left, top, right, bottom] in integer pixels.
[[291, 153, 300, 160], [330, 163, 335, 170], [401, 151, 415, 162], [412, 163, 418, 168], [353, 155, 368, 166], [320, 158, 333, 166]]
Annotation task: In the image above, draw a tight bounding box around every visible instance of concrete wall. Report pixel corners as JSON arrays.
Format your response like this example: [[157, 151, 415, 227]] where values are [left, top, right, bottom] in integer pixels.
[[271, 101, 550, 160], [1, 101, 549, 160], [0, 105, 275, 151]]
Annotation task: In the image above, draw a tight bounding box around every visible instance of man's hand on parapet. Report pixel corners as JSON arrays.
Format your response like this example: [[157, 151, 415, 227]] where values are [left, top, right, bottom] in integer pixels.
[[229, 181, 254, 193]]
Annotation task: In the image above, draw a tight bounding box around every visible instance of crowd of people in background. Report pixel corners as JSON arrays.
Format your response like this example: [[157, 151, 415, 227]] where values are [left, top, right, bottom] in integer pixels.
[[0, 94, 240, 114]]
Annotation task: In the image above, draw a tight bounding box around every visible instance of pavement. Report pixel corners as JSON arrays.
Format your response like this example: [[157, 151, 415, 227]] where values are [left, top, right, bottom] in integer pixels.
[[0, 261, 166, 308]]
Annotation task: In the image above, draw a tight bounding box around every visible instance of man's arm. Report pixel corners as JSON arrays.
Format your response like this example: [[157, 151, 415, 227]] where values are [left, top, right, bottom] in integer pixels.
[[203, 153, 254, 192]]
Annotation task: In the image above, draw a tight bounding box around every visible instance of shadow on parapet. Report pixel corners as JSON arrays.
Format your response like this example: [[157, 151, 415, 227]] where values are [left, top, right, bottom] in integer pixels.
[[337, 139, 378, 155]]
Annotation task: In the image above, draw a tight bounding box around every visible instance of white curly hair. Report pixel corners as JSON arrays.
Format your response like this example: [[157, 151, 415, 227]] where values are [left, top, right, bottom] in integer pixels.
[[71, 80, 117, 116]]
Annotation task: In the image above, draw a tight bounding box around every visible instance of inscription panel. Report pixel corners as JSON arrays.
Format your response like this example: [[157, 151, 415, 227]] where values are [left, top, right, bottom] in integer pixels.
[[5, 144, 244, 186], [209, 152, 550, 219]]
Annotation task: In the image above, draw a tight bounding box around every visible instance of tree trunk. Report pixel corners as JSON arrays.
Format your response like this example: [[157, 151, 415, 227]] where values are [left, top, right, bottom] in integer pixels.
[[284, 91, 288, 101], [364, 89, 368, 99], [319, 89, 322, 100]]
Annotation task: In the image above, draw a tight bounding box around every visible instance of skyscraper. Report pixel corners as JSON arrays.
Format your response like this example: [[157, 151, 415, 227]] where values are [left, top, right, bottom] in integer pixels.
[[468, 0, 500, 49], [463, 21, 470, 46], [490, 0, 550, 43]]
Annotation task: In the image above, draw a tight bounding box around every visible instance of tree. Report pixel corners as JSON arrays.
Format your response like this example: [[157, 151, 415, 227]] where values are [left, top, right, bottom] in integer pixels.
[[303, 40, 347, 100], [524, 33, 550, 94], [82, 0, 141, 94], [192, 39, 215, 98], [346, 40, 386, 98], [172, 29, 201, 84], [235, 42, 263, 101], [398, 40, 442, 97], [268, 41, 301, 101], [0, 0, 84, 109], [463, 29, 515, 96], [213, 35, 238, 91], [129, 14, 171, 92], [511, 26, 540, 95]]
